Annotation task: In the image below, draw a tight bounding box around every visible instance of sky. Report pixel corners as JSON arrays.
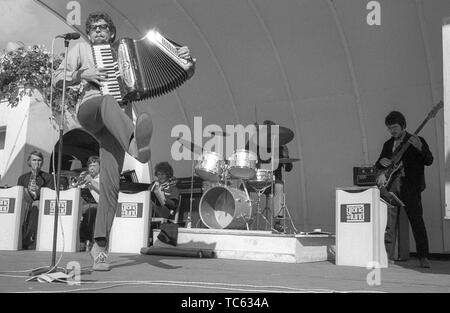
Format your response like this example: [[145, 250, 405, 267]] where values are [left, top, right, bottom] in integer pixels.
[[0, 0, 82, 55]]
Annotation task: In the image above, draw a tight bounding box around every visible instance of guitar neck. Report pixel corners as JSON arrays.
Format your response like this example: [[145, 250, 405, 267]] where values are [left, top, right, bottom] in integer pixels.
[[391, 115, 431, 164], [160, 178, 177, 190], [384, 100, 442, 172], [413, 115, 431, 136]]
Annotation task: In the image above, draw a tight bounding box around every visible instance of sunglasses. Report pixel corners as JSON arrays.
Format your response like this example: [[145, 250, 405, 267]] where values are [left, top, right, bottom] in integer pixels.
[[89, 24, 109, 32]]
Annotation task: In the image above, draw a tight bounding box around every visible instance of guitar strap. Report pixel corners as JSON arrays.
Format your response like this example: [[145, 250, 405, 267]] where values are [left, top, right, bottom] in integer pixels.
[[382, 133, 410, 194], [392, 132, 410, 155]]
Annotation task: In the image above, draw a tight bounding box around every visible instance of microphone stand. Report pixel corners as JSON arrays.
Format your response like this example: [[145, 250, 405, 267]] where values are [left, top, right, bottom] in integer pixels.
[[187, 159, 194, 228], [30, 38, 71, 276]]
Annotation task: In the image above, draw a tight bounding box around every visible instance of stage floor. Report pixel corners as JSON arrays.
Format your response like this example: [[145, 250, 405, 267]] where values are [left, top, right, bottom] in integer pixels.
[[0, 250, 449, 293]]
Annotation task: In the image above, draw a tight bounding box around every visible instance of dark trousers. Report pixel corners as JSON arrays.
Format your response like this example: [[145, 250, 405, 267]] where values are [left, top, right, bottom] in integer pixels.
[[385, 179, 429, 258], [77, 96, 134, 242], [401, 188, 429, 258], [80, 204, 97, 243], [20, 197, 40, 249], [152, 203, 174, 219]]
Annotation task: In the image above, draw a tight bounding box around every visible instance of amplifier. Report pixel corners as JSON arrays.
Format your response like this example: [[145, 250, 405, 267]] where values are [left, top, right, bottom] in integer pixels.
[[178, 187, 202, 195], [177, 193, 203, 227], [353, 166, 378, 186], [176, 176, 203, 190]]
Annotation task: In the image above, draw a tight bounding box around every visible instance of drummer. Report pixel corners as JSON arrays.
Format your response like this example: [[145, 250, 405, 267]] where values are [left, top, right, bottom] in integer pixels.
[[249, 120, 293, 230]]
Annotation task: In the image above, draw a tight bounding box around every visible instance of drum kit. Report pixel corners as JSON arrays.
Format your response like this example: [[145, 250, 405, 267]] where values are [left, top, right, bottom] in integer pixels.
[[176, 125, 299, 233]]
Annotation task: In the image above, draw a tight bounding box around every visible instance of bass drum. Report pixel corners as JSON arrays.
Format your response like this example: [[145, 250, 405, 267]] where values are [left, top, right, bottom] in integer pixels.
[[199, 186, 252, 229]]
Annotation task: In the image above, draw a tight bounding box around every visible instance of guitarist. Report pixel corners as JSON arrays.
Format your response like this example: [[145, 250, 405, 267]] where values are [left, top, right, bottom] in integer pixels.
[[375, 111, 433, 268], [150, 162, 179, 220]]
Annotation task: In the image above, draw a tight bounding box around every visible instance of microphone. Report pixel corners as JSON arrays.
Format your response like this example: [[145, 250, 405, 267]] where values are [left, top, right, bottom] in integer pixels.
[[55, 32, 81, 40]]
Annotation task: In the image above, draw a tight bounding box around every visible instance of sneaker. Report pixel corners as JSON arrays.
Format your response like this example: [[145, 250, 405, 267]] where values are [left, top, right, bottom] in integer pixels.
[[90, 242, 110, 271], [419, 257, 431, 268], [133, 113, 153, 163]]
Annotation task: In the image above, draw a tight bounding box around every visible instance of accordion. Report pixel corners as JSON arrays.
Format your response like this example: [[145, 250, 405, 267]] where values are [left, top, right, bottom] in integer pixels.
[[92, 30, 195, 103]]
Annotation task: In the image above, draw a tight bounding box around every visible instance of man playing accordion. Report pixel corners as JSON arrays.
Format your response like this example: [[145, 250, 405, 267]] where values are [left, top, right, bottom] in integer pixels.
[[54, 12, 192, 271]]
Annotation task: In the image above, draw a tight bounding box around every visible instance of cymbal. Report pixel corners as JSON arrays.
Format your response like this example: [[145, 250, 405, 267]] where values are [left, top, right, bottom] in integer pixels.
[[250, 124, 294, 147], [208, 130, 230, 136], [277, 158, 300, 164], [176, 138, 203, 154]]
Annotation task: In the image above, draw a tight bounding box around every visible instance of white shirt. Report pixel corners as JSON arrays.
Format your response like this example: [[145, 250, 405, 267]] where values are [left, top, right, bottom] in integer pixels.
[[90, 174, 100, 203]]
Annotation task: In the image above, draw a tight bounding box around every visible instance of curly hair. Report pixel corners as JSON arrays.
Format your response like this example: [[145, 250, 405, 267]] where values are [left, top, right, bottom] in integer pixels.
[[154, 162, 174, 178], [85, 11, 116, 43]]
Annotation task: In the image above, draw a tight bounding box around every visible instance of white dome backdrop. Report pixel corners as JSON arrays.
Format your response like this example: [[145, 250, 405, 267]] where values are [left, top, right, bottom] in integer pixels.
[[36, 0, 450, 253]]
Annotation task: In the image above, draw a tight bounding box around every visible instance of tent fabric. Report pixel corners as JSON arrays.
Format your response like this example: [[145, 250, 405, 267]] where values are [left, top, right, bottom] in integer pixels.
[[35, 0, 450, 252]]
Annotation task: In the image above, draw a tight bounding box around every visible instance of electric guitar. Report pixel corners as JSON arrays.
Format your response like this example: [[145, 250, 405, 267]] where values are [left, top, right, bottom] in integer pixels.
[[150, 177, 178, 209], [377, 100, 443, 190], [150, 177, 178, 192]]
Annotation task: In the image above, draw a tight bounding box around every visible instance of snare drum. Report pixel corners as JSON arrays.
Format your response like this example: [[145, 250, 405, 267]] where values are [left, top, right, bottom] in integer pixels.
[[195, 151, 223, 182], [228, 149, 257, 179], [248, 169, 273, 191]]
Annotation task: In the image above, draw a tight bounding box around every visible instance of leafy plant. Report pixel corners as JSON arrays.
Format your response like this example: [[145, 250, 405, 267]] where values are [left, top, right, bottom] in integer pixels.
[[0, 44, 80, 111]]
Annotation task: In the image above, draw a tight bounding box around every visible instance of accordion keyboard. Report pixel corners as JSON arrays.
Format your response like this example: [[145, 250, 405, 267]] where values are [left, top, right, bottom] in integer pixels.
[[92, 44, 123, 102]]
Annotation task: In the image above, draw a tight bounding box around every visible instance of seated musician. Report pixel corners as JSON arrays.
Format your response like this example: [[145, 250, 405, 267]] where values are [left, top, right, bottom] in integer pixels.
[[78, 156, 100, 252], [17, 151, 54, 250], [150, 162, 179, 220]]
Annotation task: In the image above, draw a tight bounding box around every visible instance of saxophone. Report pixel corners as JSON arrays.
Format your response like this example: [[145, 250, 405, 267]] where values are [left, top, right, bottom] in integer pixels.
[[28, 171, 38, 200]]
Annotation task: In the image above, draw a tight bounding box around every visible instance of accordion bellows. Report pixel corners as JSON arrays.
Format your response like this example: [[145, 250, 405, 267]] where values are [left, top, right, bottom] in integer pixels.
[[92, 30, 195, 103]]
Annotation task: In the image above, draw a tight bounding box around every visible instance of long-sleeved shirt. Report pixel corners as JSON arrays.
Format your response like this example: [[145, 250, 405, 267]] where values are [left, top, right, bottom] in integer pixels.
[[53, 39, 194, 113], [375, 132, 433, 192], [17, 170, 55, 200], [53, 41, 103, 112]]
